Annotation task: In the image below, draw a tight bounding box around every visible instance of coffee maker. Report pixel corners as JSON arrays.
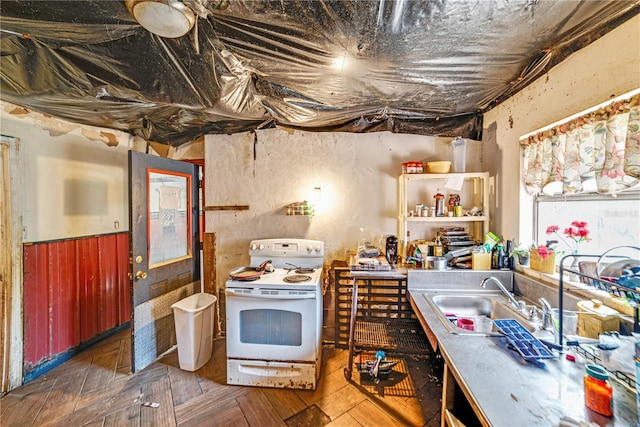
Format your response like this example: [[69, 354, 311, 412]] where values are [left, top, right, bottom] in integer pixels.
[[385, 235, 398, 265]]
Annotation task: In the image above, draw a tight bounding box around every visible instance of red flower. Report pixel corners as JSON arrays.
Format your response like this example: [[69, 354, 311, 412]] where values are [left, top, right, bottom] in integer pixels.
[[544, 220, 591, 253], [576, 228, 589, 238], [536, 245, 551, 259]]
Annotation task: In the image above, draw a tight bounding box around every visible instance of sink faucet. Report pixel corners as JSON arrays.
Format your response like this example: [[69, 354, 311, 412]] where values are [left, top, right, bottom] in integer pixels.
[[480, 277, 521, 310], [538, 297, 554, 330]]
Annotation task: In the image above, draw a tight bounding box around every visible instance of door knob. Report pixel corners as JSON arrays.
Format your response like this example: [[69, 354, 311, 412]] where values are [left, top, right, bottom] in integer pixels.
[[135, 270, 148, 280]]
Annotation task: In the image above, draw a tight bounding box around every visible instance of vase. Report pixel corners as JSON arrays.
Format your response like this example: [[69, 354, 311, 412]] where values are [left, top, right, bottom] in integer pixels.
[[567, 252, 581, 282]]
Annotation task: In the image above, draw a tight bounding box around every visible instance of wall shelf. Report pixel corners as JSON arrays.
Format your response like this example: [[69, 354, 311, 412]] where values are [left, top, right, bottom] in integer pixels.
[[405, 215, 489, 223], [398, 172, 490, 257]]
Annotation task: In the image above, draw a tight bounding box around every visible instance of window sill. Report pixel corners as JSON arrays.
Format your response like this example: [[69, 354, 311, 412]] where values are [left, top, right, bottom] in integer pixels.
[[517, 266, 634, 317]]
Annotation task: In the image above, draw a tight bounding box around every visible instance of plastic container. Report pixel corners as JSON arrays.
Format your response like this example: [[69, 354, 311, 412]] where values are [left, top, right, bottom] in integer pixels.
[[551, 308, 578, 343], [472, 252, 492, 270], [577, 299, 620, 339], [451, 138, 467, 173], [584, 364, 613, 417], [473, 316, 493, 333], [456, 318, 474, 330], [427, 161, 451, 174], [171, 292, 217, 371]]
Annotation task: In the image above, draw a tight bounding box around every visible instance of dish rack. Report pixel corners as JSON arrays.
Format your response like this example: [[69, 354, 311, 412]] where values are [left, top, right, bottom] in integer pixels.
[[557, 246, 640, 347], [556, 246, 639, 386], [573, 343, 637, 390]]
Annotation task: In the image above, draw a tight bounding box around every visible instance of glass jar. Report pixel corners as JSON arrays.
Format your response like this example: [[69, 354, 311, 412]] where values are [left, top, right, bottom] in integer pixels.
[[584, 364, 613, 417], [434, 189, 445, 216], [433, 232, 444, 256], [448, 193, 460, 209]]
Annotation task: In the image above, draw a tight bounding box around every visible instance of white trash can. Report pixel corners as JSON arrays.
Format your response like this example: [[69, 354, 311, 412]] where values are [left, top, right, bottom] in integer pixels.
[[171, 292, 217, 371]]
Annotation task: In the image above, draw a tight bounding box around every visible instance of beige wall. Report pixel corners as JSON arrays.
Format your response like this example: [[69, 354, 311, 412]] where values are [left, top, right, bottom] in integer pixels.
[[204, 130, 483, 289], [0, 103, 138, 242], [482, 15, 640, 245]]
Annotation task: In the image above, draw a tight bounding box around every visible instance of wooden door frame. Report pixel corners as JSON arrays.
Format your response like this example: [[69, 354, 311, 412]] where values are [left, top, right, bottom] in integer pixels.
[[1, 135, 23, 392], [182, 159, 218, 336]]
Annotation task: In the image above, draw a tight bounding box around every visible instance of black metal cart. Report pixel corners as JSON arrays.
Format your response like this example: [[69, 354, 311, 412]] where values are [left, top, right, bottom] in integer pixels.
[[335, 267, 431, 380]]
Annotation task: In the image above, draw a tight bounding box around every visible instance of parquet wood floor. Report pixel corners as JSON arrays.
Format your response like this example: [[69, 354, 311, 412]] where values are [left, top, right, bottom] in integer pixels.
[[1, 328, 442, 426]]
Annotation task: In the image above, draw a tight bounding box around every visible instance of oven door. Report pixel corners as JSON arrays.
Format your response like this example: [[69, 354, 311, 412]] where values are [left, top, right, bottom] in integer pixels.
[[225, 288, 319, 362]]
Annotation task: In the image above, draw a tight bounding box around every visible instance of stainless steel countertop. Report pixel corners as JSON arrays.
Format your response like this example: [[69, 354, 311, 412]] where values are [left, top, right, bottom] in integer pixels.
[[407, 271, 638, 426]]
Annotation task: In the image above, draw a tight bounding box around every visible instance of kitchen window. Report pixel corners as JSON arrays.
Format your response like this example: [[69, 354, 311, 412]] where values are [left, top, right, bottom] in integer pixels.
[[534, 191, 639, 257], [521, 89, 640, 257]]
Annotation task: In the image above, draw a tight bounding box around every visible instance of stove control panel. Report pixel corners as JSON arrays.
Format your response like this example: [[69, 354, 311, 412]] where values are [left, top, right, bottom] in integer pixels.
[[249, 238, 324, 258]]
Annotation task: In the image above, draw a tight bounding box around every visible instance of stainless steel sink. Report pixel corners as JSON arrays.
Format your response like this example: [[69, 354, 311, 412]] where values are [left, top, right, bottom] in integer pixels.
[[423, 292, 537, 335]]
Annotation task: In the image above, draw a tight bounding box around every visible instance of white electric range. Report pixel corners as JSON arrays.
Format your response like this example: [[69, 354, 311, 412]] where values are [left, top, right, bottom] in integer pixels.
[[225, 238, 325, 390]]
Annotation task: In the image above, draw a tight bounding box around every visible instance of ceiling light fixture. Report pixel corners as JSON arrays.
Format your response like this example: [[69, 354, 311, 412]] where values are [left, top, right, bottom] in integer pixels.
[[125, 0, 196, 38]]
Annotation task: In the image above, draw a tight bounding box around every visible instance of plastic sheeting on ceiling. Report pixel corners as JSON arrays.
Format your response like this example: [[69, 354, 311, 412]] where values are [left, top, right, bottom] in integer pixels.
[[1, 1, 639, 146]]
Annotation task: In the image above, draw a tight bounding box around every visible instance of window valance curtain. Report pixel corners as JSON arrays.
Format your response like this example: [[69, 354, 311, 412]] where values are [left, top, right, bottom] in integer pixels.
[[520, 92, 640, 195]]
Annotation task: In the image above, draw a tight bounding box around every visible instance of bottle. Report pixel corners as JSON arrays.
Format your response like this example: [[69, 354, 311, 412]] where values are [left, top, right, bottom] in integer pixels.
[[492, 243, 506, 269], [497, 244, 509, 270], [434, 189, 445, 217], [584, 364, 613, 417], [505, 240, 514, 269], [385, 235, 398, 265], [433, 232, 444, 256], [491, 244, 499, 269]]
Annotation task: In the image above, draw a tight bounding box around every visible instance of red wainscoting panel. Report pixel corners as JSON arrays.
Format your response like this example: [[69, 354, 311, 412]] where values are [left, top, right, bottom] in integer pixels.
[[23, 232, 130, 371], [78, 237, 99, 342]]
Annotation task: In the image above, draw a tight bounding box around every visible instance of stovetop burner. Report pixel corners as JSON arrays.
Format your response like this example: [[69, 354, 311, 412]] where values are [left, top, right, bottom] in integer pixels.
[[283, 274, 312, 283], [294, 267, 315, 274]]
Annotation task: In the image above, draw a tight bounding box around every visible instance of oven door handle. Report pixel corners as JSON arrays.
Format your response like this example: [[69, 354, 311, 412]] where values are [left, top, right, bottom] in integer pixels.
[[225, 290, 316, 300]]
